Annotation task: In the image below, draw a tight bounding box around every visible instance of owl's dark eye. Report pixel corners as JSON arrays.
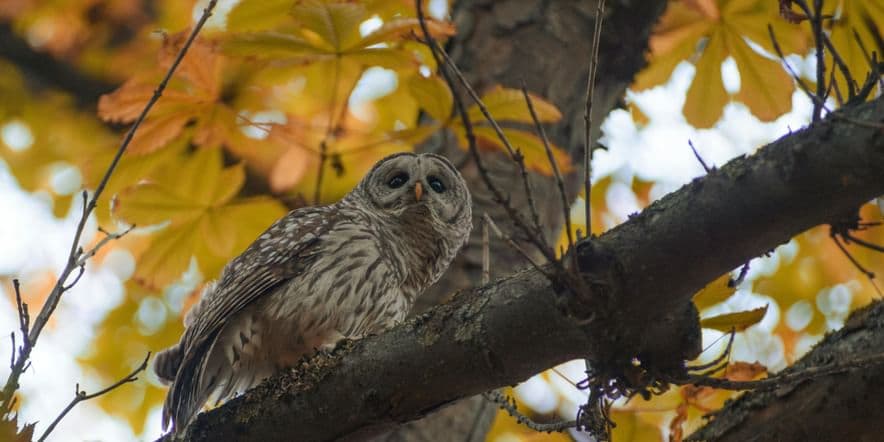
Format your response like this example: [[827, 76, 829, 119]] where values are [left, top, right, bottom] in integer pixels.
[[428, 176, 446, 193], [388, 173, 409, 189]]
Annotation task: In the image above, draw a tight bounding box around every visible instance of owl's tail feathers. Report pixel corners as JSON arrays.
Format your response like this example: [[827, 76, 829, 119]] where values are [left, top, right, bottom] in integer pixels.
[[154, 344, 183, 385]]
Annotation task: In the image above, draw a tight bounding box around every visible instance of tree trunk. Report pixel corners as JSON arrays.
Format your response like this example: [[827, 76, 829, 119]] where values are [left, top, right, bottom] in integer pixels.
[[399, 1, 667, 440]]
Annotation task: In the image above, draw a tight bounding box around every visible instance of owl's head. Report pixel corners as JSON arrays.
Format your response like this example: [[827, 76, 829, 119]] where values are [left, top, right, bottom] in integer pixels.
[[356, 152, 471, 232]]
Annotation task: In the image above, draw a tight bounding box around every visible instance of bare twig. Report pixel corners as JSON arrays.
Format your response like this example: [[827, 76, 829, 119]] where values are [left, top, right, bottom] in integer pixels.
[[521, 82, 576, 269], [482, 216, 490, 285], [0, 0, 218, 415], [38, 353, 150, 442], [673, 351, 884, 391], [768, 24, 829, 113], [583, 0, 606, 235], [688, 140, 712, 173], [12, 280, 29, 355], [483, 214, 549, 278], [77, 226, 135, 267], [484, 390, 577, 433]]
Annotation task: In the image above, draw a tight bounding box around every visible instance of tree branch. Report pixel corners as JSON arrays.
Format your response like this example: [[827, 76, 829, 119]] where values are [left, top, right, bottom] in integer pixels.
[[167, 94, 884, 442]]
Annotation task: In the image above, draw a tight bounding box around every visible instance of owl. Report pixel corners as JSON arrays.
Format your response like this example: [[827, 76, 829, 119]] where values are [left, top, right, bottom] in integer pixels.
[[153, 152, 472, 431]]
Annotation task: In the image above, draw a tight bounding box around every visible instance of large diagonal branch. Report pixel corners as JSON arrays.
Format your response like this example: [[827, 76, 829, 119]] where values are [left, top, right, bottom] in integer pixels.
[[165, 95, 884, 441]]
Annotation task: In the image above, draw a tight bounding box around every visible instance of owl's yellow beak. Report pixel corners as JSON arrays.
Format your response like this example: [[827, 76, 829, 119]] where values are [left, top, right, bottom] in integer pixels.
[[414, 181, 423, 201]]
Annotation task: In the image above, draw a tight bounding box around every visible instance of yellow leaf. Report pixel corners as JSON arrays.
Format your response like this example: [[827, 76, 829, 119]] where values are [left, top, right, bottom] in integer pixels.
[[467, 85, 562, 124], [356, 17, 456, 48], [341, 47, 418, 70], [226, 0, 294, 32], [113, 183, 203, 226], [728, 35, 793, 122], [135, 219, 200, 288], [465, 126, 574, 175], [407, 74, 453, 122], [693, 273, 737, 311], [222, 32, 322, 58], [291, 0, 366, 52], [199, 207, 239, 258], [684, 29, 728, 128], [700, 305, 768, 332]]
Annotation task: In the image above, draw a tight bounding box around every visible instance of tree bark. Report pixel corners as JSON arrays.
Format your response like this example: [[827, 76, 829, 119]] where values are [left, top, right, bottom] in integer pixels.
[[165, 94, 884, 441], [687, 301, 884, 442], [399, 0, 668, 439]]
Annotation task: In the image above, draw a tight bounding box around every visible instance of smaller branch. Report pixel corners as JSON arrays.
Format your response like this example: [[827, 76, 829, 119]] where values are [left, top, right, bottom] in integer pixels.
[[483, 214, 549, 278], [688, 140, 712, 173], [483, 390, 577, 433], [843, 231, 884, 253], [686, 329, 735, 373], [822, 34, 858, 98], [521, 82, 576, 269], [831, 234, 875, 279], [673, 351, 884, 391], [13, 280, 29, 353], [76, 226, 135, 267], [38, 353, 150, 442], [583, 0, 607, 235], [768, 25, 829, 113], [61, 266, 85, 292], [482, 216, 490, 285]]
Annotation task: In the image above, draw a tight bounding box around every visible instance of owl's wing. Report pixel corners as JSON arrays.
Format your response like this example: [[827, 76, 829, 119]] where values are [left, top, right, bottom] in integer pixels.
[[162, 205, 340, 430]]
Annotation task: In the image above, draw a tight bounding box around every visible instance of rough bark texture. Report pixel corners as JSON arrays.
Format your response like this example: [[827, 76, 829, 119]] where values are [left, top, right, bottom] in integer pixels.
[[165, 96, 884, 441], [398, 0, 667, 439], [688, 301, 884, 442]]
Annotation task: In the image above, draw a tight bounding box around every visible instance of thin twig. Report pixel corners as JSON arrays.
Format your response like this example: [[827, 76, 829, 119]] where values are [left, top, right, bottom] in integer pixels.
[[77, 226, 134, 267], [484, 390, 577, 433], [688, 140, 712, 173], [0, 0, 218, 415], [521, 82, 576, 269], [583, 0, 606, 236], [13, 280, 29, 353], [38, 353, 150, 442], [483, 214, 549, 278], [482, 216, 490, 285], [768, 24, 829, 113], [673, 350, 884, 391]]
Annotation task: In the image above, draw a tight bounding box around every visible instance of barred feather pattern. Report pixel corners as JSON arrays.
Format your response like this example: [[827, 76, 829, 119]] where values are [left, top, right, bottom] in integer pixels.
[[155, 153, 472, 431]]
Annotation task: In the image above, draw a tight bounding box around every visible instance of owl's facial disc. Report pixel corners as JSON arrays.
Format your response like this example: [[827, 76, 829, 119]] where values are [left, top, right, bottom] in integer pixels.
[[362, 152, 469, 227]]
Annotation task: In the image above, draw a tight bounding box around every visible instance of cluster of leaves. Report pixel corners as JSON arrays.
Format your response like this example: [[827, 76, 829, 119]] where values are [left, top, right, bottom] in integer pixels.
[[635, 0, 883, 128]]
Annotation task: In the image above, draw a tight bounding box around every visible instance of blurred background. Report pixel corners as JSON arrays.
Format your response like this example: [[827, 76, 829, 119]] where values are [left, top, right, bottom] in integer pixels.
[[0, 0, 881, 440]]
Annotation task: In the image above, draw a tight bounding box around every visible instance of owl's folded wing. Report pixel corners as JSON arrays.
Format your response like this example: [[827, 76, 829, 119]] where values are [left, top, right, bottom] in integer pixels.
[[162, 205, 340, 430]]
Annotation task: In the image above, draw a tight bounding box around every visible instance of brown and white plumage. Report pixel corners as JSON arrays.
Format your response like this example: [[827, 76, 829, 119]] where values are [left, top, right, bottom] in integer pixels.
[[154, 152, 472, 431]]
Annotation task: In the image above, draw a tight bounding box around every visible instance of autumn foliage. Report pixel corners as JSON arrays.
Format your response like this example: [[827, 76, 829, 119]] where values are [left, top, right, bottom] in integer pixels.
[[0, 0, 883, 440]]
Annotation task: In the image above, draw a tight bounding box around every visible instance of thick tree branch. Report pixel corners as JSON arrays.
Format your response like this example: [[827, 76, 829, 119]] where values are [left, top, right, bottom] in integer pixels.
[[688, 301, 884, 442], [167, 95, 884, 441]]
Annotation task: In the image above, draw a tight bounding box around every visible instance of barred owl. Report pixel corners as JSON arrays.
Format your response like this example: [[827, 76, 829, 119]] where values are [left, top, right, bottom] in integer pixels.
[[154, 152, 472, 431]]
